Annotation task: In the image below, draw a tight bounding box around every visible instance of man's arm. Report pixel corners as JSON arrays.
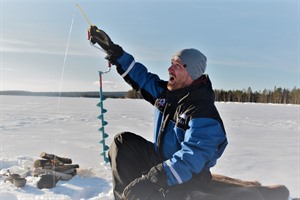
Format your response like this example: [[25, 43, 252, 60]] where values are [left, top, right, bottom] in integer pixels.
[[88, 25, 164, 105], [114, 51, 164, 104]]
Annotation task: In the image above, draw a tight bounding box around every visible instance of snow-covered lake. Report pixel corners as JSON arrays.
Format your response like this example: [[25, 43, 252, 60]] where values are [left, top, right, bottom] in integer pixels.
[[0, 95, 299, 199]]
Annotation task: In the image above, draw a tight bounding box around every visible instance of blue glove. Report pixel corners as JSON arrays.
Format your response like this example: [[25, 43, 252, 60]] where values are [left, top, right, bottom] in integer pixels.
[[122, 164, 168, 200]]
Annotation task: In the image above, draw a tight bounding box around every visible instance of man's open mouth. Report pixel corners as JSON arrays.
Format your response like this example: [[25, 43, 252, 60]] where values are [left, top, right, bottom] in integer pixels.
[[169, 75, 175, 82]]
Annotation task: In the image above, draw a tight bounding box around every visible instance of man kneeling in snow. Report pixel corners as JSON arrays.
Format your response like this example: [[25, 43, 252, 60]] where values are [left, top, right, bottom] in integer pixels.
[[88, 26, 289, 200]]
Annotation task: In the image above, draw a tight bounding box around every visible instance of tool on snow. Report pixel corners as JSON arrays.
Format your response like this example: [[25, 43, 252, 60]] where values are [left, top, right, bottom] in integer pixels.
[[3, 170, 27, 187]]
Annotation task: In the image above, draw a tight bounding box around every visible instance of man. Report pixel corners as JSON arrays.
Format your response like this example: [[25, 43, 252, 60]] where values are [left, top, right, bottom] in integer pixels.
[[88, 26, 228, 200]]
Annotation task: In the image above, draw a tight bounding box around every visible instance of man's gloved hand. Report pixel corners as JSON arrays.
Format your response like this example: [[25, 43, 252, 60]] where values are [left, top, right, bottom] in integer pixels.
[[88, 25, 123, 64], [122, 164, 168, 200], [88, 25, 114, 51]]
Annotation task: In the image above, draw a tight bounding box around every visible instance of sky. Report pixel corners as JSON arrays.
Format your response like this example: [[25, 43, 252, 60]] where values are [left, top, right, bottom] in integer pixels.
[[0, 0, 299, 92]]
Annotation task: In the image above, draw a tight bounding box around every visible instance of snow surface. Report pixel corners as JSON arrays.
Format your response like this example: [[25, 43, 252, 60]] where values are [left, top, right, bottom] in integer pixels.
[[0, 95, 299, 200]]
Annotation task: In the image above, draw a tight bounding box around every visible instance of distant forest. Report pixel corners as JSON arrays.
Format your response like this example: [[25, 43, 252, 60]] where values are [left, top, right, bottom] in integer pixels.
[[1, 86, 299, 104], [0, 91, 126, 99], [214, 87, 300, 104], [127, 86, 300, 104]]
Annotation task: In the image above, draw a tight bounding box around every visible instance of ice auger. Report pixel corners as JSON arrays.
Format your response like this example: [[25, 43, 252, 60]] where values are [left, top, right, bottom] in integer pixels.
[[96, 63, 111, 163], [76, 4, 111, 163]]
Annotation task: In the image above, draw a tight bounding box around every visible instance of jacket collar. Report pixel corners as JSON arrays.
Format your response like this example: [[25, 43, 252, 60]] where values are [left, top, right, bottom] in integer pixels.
[[167, 74, 209, 94]]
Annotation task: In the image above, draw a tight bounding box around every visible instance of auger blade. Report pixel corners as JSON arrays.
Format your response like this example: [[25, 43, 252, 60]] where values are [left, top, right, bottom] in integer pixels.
[[102, 121, 108, 126], [103, 133, 109, 138]]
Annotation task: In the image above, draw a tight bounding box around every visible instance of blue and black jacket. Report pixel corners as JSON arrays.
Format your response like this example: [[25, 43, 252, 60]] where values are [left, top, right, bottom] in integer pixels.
[[115, 51, 228, 186]]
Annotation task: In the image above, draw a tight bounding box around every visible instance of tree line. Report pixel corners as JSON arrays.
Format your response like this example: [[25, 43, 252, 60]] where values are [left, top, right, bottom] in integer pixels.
[[126, 86, 300, 104], [2, 87, 298, 104], [215, 87, 300, 104]]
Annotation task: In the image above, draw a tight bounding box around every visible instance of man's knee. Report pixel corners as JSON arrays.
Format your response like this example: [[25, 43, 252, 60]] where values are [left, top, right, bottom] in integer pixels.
[[108, 132, 138, 160], [115, 131, 135, 141], [111, 131, 137, 147]]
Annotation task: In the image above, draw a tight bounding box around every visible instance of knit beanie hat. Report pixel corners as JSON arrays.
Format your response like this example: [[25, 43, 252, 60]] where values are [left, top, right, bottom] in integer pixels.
[[172, 48, 207, 81]]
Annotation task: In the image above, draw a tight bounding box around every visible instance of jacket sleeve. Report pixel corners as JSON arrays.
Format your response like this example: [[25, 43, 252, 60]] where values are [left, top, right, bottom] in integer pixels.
[[115, 51, 164, 104], [163, 117, 227, 186]]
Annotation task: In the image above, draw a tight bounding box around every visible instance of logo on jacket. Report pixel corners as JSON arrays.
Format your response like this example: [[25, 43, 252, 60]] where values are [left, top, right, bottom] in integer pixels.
[[177, 113, 188, 126], [156, 98, 166, 110]]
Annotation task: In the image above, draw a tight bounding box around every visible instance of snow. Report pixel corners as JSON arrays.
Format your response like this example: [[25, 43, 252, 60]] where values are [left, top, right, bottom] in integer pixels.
[[0, 95, 299, 199]]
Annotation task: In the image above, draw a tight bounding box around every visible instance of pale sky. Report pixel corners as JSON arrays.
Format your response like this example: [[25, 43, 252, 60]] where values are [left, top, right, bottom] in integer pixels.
[[1, 0, 299, 92]]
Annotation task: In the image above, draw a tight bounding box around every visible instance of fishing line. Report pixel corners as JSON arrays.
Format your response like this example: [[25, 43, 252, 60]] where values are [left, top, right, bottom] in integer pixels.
[[58, 7, 76, 101], [0, 0, 3, 173], [297, 0, 300, 196], [53, 6, 76, 154]]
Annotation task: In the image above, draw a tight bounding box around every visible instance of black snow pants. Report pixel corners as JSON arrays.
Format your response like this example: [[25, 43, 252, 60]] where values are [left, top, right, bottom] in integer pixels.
[[108, 132, 212, 200]]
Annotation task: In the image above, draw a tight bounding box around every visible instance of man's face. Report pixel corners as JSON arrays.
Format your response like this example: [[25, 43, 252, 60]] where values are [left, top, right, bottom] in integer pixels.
[[167, 57, 193, 91]]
